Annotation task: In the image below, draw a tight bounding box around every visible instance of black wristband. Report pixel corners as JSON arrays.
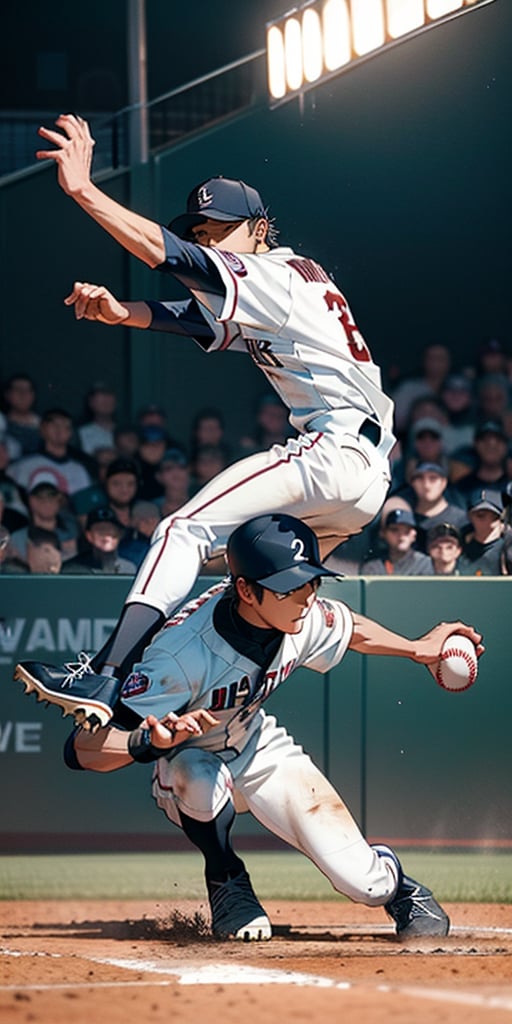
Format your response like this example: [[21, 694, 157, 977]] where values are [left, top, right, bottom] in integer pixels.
[[128, 725, 173, 763]]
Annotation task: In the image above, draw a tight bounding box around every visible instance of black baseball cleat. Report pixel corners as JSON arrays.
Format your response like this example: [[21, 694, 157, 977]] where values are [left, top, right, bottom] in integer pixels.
[[385, 874, 450, 939], [207, 869, 272, 941], [373, 844, 450, 940], [14, 654, 121, 731]]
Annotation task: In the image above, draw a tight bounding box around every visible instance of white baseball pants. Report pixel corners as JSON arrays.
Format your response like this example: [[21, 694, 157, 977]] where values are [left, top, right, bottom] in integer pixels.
[[127, 415, 392, 617], [152, 714, 398, 907]]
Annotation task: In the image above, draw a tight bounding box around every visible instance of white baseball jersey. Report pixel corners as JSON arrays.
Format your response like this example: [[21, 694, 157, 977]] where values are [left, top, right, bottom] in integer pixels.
[[159, 242, 394, 439], [127, 238, 395, 618], [137, 577, 398, 908], [120, 578, 354, 757]]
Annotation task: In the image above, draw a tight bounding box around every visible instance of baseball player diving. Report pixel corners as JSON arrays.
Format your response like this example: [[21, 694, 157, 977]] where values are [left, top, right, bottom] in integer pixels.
[[15, 112, 397, 726], [51, 514, 483, 941]]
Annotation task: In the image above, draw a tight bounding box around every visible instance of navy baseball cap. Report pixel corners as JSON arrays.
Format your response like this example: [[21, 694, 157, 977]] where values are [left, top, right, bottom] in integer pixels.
[[86, 507, 124, 530], [169, 177, 267, 239], [384, 508, 416, 528], [468, 488, 503, 514], [161, 447, 189, 467], [475, 420, 507, 442], [106, 458, 139, 480], [426, 522, 463, 546], [227, 514, 339, 593]]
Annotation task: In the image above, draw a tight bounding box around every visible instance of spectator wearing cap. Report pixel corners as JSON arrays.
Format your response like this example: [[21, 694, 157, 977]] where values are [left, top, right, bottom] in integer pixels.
[[476, 338, 508, 378], [391, 417, 449, 498], [118, 499, 161, 569], [2, 373, 40, 456], [409, 463, 468, 552], [454, 421, 510, 506], [426, 523, 463, 576], [78, 382, 118, 456], [62, 507, 137, 575], [155, 447, 192, 517], [137, 403, 169, 433], [361, 508, 433, 576], [408, 418, 448, 472], [440, 375, 475, 456], [457, 490, 505, 576], [8, 408, 92, 497], [9, 469, 79, 563], [136, 425, 173, 500], [326, 495, 414, 575], [475, 375, 511, 434]]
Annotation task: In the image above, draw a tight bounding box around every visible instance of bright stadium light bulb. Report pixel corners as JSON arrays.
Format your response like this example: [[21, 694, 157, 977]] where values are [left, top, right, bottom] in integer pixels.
[[386, 0, 425, 38], [267, 25, 286, 99], [284, 16, 304, 92], [302, 8, 323, 83], [351, 0, 386, 56], [322, 0, 351, 71], [266, 0, 496, 105], [426, 0, 463, 17]]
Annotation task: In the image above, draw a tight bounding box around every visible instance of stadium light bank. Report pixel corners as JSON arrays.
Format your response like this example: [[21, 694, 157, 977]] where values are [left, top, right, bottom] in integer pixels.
[[266, 0, 498, 106]]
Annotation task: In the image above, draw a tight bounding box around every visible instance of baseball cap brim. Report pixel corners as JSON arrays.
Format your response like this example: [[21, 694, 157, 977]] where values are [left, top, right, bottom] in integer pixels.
[[469, 501, 502, 514], [256, 560, 339, 593], [169, 210, 246, 238]]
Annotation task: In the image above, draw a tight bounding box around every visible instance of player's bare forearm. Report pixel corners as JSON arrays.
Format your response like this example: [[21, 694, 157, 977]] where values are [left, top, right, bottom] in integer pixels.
[[64, 282, 152, 327], [348, 612, 483, 664], [73, 724, 133, 772], [63, 181, 165, 267], [36, 114, 165, 267], [73, 708, 220, 772]]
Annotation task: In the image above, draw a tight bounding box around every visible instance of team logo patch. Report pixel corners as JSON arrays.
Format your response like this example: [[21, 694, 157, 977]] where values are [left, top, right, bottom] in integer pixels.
[[318, 599, 335, 628], [218, 250, 248, 277], [197, 185, 213, 208], [120, 670, 151, 699]]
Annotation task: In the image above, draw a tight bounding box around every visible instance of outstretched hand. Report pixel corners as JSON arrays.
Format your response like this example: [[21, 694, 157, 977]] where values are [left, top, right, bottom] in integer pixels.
[[36, 114, 95, 196], [64, 281, 129, 324], [144, 709, 221, 750], [413, 621, 484, 665]]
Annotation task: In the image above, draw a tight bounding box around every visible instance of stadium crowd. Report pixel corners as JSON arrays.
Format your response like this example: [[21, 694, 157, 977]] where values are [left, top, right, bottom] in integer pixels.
[[1, 336, 512, 578]]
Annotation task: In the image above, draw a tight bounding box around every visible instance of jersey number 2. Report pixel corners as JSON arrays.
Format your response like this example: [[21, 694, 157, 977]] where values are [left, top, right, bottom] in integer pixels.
[[324, 290, 372, 362]]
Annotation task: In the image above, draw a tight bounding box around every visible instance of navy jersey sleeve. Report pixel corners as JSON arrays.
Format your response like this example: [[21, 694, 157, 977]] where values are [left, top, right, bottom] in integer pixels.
[[146, 297, 216, 342], [157, 227, 226, 306]]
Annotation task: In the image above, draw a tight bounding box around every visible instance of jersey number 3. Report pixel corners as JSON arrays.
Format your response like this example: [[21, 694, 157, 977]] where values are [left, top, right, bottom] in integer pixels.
[[324, 290, 372, 362]]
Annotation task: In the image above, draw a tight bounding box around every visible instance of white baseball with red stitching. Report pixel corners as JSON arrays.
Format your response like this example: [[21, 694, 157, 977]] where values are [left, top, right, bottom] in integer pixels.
[[435, 634, 478, 692]]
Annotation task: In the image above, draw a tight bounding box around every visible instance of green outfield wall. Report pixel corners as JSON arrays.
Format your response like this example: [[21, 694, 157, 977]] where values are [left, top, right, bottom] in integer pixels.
[[0, 575, 509, 852]]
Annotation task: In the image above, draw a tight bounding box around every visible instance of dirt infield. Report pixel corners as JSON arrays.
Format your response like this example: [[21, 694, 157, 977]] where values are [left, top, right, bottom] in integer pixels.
[[1, 899, 511, 1023]]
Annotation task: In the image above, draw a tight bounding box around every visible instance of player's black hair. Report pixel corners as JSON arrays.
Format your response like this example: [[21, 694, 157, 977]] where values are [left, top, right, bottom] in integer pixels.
[[230, 575, 264, 604], [247, 213, 280, 249]]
